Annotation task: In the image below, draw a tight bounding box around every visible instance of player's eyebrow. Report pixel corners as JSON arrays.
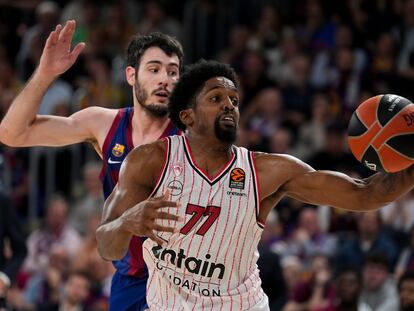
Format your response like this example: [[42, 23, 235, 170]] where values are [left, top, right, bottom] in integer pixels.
[[145, 60, 179, 68]]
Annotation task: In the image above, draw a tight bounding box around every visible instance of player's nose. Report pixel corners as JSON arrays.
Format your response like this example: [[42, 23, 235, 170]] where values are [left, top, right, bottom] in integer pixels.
[[223, 96, 235, 111]]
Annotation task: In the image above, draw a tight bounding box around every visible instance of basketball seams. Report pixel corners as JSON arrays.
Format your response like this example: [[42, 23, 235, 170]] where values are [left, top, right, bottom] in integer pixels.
[[355, 109, 370, 132], [377, 102, 414, 129], [363, 103, 413, 152], [384, 141, 414, 161], [370, 105, 414, 152]]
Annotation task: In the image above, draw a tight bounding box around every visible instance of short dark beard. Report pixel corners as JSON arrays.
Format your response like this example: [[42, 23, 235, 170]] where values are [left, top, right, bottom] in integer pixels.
[[214, 116, 237, 143], [135, 80, 168, 117]]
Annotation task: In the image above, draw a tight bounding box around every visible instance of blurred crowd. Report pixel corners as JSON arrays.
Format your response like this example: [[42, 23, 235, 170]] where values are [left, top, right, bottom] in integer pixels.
[[1, 0, 414, 310]]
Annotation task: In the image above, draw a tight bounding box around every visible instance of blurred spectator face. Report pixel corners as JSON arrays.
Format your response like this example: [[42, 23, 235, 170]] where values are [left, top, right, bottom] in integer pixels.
[[377, 33, 394, 56], [269, 128, 292, 154], [358, 212, 380, 238], [281, 29, 299, 58], [336, 48, 354, 73], [257, 88, 283, 115], [311, 93, 330, 122], [242, 52, 264, 76], [290, 54, 310, 86], [281, 256, 303, 291], [310, 254, 329, 273], [146, 1, 166, 22], [299, 208, 320, 236], [49, 245, 70, 271], [325, 127, 346, 154], [83, 162, 102, 195], [336, 270, 361, 303], [65, 273, 91, 305], [335, 25, 353, 48], [131, 47, 179, 117], [306, 0, 323, 24], [86, 57, 111, 81], [363, 262, 388, 291], [399, 278, 414, 310], [46, 197, 68, 232], [228, 26, 249, 52], [36, 1, 59, 30], [258, 5, 279, 32]]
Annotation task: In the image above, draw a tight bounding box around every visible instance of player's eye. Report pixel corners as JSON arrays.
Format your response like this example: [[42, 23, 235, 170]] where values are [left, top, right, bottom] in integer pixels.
[[168, 70, 178, 77], [231, 97, 239, 106]]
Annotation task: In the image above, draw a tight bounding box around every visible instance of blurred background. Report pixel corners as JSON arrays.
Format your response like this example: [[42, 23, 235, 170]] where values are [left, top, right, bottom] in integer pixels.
[[1, 0, 414, 310]]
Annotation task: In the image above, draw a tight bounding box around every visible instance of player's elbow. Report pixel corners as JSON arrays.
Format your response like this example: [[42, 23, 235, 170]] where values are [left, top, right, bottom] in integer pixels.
[[0, 126, 22, 147], [96, 225, 125, 261]]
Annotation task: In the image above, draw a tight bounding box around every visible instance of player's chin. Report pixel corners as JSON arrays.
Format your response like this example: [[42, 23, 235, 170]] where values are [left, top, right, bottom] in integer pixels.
[[216, 126, 237, 143]]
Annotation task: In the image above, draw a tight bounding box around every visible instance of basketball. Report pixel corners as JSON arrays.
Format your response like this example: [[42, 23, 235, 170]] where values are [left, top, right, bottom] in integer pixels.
[[348, 94, 414, 173]]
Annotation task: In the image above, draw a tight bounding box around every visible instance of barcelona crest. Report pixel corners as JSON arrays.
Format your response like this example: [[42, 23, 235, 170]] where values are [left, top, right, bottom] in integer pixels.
[[112, 143, 125, 157]]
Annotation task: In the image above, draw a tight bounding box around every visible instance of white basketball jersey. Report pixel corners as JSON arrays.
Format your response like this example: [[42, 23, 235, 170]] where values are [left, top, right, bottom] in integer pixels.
[[143, 135, 269, 311]]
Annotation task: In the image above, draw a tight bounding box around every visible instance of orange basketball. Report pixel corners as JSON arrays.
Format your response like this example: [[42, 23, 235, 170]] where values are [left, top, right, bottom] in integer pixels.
[[348, 94, 414, 173]]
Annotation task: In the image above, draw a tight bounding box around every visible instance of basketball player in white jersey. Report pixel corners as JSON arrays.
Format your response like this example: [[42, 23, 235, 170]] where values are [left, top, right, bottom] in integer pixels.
[[97, 60, 414, 310]]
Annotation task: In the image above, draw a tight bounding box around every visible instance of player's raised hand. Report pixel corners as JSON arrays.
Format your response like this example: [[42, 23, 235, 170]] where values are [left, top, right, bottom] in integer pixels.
[[38, 20, 85, 77], [120, 191, 182, 246]]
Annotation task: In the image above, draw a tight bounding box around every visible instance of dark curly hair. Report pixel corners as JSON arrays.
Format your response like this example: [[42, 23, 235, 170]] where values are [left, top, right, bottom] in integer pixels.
[[126, 32, 183, 70], [168, 60, 240, 130]]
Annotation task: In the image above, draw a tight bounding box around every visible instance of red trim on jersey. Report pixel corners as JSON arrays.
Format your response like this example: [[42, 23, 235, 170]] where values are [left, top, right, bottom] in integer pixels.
[[250, 152, 265, 228], [128, 236, 144, 277], [149, 137, 171, 198], [99, 109, 124, 180], [183, 136, 235, 183], [126, 108, 134, 150]]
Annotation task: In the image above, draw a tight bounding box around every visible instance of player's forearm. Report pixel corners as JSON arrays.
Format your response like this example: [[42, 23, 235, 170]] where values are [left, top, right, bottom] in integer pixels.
[[96, 218, 133, 261], [0, 69, 56, 146], [360, 165, 414, 210]]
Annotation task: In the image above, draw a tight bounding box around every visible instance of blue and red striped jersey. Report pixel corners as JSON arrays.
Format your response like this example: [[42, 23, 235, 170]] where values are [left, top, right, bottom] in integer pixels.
[[100, 107, 181, 277]]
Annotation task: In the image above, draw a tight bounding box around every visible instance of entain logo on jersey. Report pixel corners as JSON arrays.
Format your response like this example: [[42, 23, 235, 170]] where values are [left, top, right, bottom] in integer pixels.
[[151, 245, 225, 296], [229, 168, 245, 189], [112, 143, 125, 157]]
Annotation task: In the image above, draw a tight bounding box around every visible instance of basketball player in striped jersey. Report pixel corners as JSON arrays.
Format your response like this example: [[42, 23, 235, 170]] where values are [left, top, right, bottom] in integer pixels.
[[0, 20, 183, 310], [99, 59, 414, 311]]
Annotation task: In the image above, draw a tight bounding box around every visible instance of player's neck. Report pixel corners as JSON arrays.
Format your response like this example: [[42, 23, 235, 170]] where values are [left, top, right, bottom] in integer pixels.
[[185, 133, 233, 160], [131, 105, 170, 146]]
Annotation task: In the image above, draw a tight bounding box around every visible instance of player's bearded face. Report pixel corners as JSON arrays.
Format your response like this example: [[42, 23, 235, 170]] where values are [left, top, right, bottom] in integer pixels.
[[214, 114, 237, 143], [135, 79, 168, 117]]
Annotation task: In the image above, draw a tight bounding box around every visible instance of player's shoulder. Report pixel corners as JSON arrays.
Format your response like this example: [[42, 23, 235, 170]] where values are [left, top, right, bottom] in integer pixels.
[[120, 139, 167, 185], [124, 139, 167, 167], [72, 106, 119, 125], [252, 151, 311, 174]]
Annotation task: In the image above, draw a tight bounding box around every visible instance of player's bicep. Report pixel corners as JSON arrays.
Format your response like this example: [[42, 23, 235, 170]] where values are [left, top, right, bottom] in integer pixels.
[[22, 114, 91, 146], [101, 146, 160, 224]]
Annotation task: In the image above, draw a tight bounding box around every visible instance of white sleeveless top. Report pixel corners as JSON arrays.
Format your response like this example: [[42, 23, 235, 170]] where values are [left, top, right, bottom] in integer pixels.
[[143, 135, 269, 310]]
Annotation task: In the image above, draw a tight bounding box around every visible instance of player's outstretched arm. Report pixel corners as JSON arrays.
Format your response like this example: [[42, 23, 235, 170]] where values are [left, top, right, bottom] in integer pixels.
[[257, 153, 414, 213], [96, 141, 181, 261], [0, 20, 87, 147]]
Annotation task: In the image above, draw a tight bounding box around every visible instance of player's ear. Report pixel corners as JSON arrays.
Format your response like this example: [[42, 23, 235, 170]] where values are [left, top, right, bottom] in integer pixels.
[[125, 66, 136, 86], [179, 108, 194, 128]]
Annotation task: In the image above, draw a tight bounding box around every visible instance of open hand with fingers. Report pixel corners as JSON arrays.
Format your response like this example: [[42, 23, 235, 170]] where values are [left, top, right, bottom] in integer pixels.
[[120, 191, 182, 246], [38, 20, 85, 77]]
